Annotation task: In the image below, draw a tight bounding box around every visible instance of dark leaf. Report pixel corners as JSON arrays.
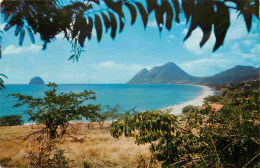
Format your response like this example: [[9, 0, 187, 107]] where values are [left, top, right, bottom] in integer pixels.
[[19, 29, 25, 46], [242, 13, 253, 32], [104, 0, 124, 18], [184, 21, 197, 41], [171, 0, 180, 23], [108, 11, 117, 39], [135, 2, 148, 28], [146, 0, 157, 14], [155, 6, 164, 32], [200, 25, 212, 47], [4, 24, 12, 31], [68, 54, 75, 61], [89, 0, 99, 5], [213, 2, 230, 52], [87, 17, 93, 40], [78, 17, 88, 47], [182, 0, 194, 22], [198, 1, 214, 47], [72, 15, 81, 39], [119, 17, 125, 33], [125, 2, 137, 25], [26, 26, 35, 44], [15, 25, 21, 36], [94, 14, 102, 42], [163, 0, 174, 31], [101, 12, 111, 32], [0, 74, 8, 78]]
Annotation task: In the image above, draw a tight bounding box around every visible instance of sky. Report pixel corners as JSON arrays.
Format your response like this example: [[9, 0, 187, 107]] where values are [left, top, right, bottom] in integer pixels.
[[0, 4, 259, 84]]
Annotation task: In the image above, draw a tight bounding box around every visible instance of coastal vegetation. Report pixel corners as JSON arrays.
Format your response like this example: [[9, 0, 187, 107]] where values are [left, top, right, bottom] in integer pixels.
[[0, 0, 259, 167], [111, 79, 260, 167], [0, 115, 23, 126], [0, 79, 259, 167], [9, 82, 101, 139]]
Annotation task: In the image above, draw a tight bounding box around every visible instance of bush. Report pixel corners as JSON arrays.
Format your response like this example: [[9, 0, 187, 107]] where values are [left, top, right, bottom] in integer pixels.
[[28, 140, 74, 168], [182, 105, 195, 114], [9, 82, 101, 139], [111, 88, 260, 167], [0, 115, 23, 126]]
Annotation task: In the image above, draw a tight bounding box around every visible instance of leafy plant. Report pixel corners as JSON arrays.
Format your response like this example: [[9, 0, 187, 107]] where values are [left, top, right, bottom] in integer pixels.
[[28, 140, 74, 168], [9, 82, 101, 139], [0, 73, 7, 91], [0, 115, 24, 126], [182, 105, 195, 114], [110, 87, 260, 167], [1, 0, 258, 59]]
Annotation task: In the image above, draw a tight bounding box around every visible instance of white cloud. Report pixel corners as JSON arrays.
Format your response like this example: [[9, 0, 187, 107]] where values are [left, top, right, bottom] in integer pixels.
[[225, 12, 248, 41], [180, 21, 186, 25], [167, 35, 175, 39], [56, 32, 65, 39], [92, 61, 151, 72], [0, 23, 6, 31], [230, 42, 259, 59], [182, 28, 215, 55], [180, 58, 231, 76], [3, 44, 41, 55], [147, 21, 157, 28], [97, 61, 115, 68], [225, 11, 259, 41], [242, 39, 253, 46]]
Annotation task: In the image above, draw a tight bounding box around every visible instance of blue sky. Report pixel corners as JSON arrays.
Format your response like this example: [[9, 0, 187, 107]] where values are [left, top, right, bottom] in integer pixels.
[[0, 7, 259, 84]]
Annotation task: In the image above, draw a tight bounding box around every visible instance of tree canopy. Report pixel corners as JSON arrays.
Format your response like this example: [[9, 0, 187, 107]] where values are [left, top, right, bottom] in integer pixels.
[[9, 82, 101, 139], [1, 0, 259, 61]]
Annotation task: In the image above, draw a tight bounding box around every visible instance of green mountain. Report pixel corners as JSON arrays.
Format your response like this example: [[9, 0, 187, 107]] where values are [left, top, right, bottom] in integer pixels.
[[128, 62, 196, 84], [199, 65, 260, 84], [127, 63, 259, 84], [29, 76, 45, 85]]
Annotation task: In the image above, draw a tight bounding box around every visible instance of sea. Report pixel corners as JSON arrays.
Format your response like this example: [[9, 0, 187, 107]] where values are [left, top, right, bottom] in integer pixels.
[[0, 84, 203, 122]]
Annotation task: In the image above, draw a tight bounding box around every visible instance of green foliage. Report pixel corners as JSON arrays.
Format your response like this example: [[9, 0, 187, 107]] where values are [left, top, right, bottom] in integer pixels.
[[0, 115, 24, 126], [111, 86, 260, 167], [182, 105, 195, 114], [0, 73, 7, 91], [9, 82, 101, 139], [28, 140, 74, 168], [203, 95, 222, 103], [1, 0, 259, 59], [103, 104, 121, 123]]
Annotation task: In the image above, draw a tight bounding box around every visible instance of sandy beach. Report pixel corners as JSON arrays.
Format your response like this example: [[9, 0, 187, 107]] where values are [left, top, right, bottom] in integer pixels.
[[165, 85, 215, 115]]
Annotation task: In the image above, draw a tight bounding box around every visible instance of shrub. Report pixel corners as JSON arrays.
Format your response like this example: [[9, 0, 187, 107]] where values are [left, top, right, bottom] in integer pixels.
[[182, 105, 195, 114], [111, 88, 260, 167], [0, 115, 23, 126], [9, 82, 101, 139], [28, 140, 74, 168]]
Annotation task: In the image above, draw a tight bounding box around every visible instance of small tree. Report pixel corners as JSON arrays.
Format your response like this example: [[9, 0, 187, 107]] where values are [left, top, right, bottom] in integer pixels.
[[104, 104, 121, 123], [9, 82, 101, 139], [0, 115, 24, 126]]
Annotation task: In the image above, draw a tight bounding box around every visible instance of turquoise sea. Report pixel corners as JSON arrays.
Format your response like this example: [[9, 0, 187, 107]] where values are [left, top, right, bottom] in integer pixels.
[[0, 84, 203, 122]]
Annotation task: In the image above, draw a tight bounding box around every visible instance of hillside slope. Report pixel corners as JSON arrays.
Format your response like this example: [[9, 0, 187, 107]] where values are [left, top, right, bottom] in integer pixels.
[[128, 63, 259, 84]]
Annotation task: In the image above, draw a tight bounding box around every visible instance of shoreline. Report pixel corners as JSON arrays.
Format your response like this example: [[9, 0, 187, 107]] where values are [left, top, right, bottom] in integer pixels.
[[164, 85, 215, 115], [21, 85, 214, 125]]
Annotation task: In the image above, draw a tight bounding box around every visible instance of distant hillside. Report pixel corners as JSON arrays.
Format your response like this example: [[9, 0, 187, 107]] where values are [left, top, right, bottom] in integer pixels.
[[200, 65, 260, 84], [128, 62, 196, 84], [127, 63, 259, 84], [29, 76, 45, 85]]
